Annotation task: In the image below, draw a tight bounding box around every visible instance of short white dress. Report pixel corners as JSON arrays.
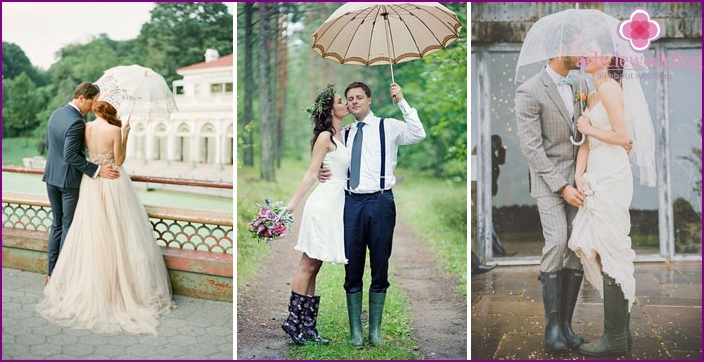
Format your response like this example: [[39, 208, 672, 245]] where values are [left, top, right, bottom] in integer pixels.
[[295, 137, 349, 264]]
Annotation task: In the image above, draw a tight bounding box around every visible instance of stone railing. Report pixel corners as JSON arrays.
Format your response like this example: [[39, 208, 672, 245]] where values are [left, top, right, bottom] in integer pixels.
[[1, 167, 233, 302]]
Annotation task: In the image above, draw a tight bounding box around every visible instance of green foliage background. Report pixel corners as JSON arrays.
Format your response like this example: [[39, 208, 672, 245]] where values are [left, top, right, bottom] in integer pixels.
[[2, 2, 233, 156], [237, 2, 467, 181]]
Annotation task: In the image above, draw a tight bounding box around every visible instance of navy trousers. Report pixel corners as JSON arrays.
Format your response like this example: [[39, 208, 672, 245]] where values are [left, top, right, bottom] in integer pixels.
[[343, 191, 396, 294], [46, 184, 80, 276]]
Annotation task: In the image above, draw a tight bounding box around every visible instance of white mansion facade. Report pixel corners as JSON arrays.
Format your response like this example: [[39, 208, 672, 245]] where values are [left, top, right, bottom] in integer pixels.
[[126, 50, 234, 171]]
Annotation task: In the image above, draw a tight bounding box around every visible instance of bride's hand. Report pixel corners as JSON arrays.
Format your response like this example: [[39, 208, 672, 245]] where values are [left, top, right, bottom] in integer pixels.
[[622, 138, 634, 154], [123, 119, 131, 136], [577, 115, 592, 135], [575, 175, 591, 194]]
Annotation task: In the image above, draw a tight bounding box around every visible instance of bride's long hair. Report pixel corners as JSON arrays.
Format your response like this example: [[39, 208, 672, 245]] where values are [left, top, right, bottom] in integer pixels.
[[93, 101, 122, 128], [308, 85, 336, 151]]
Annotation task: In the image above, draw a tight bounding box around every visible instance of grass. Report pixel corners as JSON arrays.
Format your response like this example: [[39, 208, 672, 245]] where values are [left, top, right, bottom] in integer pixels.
[[286, 262, 421, 360], [2, 137, 41, 166], [238, 158, 466, 359], [236, 160, 306, 285], [393, 169, 467, 295]]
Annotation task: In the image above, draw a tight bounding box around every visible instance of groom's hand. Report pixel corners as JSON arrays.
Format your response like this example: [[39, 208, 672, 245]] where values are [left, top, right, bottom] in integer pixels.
[[99, 164, 120, 179], [317, 167, 331, 183], [561, 185, 585, 207], [390, 83, 404, 102]]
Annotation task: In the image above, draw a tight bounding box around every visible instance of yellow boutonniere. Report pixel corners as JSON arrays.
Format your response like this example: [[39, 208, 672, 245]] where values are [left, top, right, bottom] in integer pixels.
[[575, 91, 587, 109]]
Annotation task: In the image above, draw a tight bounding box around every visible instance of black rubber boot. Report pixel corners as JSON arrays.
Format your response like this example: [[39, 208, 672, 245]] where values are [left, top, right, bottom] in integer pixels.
[[561, 268, 585, 348], [281, 291, 309, 345], [303, 295, 329, 344], [539, 271, 568, 352]]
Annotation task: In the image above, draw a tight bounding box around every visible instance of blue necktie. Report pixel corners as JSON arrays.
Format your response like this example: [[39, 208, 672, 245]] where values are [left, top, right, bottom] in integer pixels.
[[349, 122, 365, 189], [558, 76, 574, 85]]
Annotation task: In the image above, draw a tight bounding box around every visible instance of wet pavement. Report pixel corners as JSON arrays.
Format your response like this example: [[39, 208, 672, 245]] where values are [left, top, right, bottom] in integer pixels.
[[2, 268, 233, 360], [471, 261, 702, 360]]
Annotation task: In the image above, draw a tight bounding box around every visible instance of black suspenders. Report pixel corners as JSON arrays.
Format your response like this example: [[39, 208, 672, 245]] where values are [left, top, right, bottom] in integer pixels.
[[345, 118, 386, 190], [379, 118, 386, 190]]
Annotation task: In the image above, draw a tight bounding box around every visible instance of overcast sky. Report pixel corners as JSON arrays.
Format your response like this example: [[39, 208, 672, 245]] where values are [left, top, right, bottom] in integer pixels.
[[2, 2, 234, 70]]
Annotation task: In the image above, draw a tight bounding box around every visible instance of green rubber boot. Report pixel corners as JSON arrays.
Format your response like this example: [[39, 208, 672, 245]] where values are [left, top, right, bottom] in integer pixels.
[[578, 273, 629, 356], [369, 292, 387, 347], [346, 292, 364, 347]]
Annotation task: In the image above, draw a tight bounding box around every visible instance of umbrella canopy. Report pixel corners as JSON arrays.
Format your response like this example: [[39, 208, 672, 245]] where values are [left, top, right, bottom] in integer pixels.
[[95, 64, 177, 123], [311, 2, 462, 82], [515, 8, 644, 84]]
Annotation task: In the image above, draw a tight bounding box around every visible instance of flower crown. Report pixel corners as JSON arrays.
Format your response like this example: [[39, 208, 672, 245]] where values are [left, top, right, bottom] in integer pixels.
[[305, 84, 335, 120]]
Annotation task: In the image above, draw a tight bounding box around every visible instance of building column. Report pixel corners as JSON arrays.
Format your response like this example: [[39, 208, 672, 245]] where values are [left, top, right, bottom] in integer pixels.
[[190, 133, 199, 168], [145, 127, 155, 161], [216, 131, 224, 170]]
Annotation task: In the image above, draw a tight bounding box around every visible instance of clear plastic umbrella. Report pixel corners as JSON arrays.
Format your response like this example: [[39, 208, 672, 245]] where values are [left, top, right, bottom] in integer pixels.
[[515, 8, 646, 145], [311, 2, 463, 83], [95, 64, 178, 123], [515, 8, 644, 84]]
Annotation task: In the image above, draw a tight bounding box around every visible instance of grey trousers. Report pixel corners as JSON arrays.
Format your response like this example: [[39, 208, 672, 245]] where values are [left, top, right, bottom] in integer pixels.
[[536, 193, 582, 272]]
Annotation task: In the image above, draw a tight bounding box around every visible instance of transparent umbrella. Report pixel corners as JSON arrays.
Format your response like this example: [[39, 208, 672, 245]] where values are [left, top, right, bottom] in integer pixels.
[[515, 8, 644, 84], [95, 65, 177, 123], [515, 8, 647, 145]]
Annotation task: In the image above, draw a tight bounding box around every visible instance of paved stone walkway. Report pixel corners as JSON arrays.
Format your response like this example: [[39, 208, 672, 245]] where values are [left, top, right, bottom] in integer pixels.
[[471, 261, 702, 360], [2, 268, 233, 360]]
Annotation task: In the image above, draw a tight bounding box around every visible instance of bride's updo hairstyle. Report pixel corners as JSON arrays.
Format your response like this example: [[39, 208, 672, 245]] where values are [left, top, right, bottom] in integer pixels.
[[306, 84, 336, 151], [93, 101, 122, 128]]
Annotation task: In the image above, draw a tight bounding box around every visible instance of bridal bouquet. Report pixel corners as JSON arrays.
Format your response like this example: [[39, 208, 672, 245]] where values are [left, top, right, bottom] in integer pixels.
[[248, 197, 294, 244]]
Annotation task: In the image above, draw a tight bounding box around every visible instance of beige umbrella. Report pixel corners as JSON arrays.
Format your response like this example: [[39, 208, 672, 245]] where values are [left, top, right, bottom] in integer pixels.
[[311, 2, 463, 83]]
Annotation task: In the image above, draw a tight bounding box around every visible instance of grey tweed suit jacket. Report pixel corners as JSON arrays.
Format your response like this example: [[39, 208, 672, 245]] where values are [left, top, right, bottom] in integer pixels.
[[515, 68, 587, 198]]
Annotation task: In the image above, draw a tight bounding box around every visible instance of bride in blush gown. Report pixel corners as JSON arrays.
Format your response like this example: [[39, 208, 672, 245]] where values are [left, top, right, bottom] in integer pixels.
[[568, 38, 656, 356], [36, 100, 174, 335]]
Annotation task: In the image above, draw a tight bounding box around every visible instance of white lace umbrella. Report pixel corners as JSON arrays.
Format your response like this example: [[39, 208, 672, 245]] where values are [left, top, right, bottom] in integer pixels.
[[95, 65, 177, 123], [311, 2, 463, 83]]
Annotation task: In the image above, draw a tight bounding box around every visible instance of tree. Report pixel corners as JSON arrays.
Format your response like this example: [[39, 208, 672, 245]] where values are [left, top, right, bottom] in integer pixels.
[[2, 42, 43, 85], [136, 2, 233, 85], [258, 2, 277, 181], [2, 72, 39, 138], [240, 2, 255, 167]]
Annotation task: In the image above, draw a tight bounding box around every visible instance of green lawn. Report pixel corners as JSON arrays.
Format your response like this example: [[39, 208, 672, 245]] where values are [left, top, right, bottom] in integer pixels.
[[2, 137, 42, 166], [394, 170, 467, 295]]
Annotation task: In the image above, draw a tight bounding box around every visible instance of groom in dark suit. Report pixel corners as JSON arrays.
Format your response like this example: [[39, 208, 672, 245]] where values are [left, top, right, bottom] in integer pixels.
[[42, 82, 119, 284]]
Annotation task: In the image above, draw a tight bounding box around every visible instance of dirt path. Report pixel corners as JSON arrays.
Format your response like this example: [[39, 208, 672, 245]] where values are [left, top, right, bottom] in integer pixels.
[[236, 210, 467, 360]]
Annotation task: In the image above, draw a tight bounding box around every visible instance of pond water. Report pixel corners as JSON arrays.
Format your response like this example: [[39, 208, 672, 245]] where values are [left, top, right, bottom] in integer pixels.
[[1, 172, 232, 212]]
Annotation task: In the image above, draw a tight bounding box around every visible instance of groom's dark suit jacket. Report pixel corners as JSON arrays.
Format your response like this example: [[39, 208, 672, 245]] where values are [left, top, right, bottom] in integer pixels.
[[42, 104, 98, 189]]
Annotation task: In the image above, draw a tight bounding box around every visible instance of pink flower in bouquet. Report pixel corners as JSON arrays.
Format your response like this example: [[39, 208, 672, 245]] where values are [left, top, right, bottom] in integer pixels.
[[249, 197, 295, 244]]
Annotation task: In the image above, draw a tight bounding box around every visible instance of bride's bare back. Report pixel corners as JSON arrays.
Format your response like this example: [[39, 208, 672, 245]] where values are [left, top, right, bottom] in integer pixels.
[[84, 117, 130, 167], [85, 118, 119, 155]]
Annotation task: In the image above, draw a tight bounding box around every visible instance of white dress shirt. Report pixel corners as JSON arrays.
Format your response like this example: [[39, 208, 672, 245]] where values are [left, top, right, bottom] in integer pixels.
[[545, 65, 574, 121], [68, 102, 100, 178], [344, 99, 426, 193]]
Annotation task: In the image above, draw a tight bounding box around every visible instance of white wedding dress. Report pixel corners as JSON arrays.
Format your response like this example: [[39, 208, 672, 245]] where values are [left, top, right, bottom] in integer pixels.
[[36, 151, 174, 334], [295, 137, 349, 264], [568, 102, 636, 311]]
